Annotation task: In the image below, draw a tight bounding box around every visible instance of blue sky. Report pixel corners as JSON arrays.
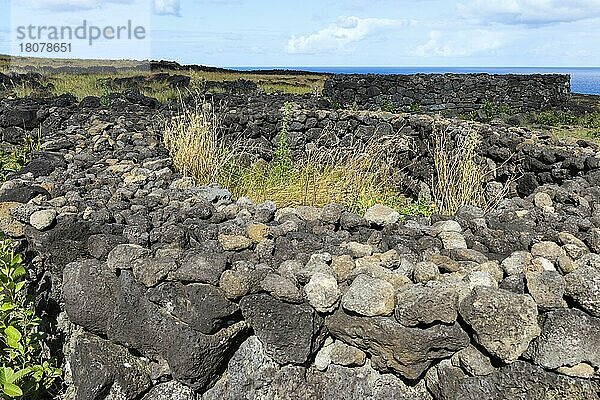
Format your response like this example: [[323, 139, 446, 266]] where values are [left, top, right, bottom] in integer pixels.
[[1, 0, 599, 67]]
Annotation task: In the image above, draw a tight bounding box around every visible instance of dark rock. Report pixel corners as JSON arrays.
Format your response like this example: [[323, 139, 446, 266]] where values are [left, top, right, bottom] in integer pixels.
[[526, 308, 600, 369], [395, 283, 459, 327], [63, 259, 118, 336], [86, 234, 127, 260], [239, 294, 326, 365], [0, 185, 51, 203], [168, 250, 228, 285], [79, 96, 101, 108], [438, 361, 599, 400], [147, 282, 239, 334], [69, 331, 151, 400], [564, 265, 600, 317]]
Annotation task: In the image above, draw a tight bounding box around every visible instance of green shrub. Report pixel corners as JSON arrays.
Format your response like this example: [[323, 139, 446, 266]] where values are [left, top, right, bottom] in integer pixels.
[[533, 110, 578, 126], [0, 237, 61, 399]]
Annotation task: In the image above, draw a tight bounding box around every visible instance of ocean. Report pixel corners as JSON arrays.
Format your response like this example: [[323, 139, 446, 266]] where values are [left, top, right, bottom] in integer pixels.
[[233, 66, 600, 95]]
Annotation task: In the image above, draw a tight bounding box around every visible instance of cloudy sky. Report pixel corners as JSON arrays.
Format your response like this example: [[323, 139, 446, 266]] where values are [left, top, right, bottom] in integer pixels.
[[0, 0, 599, 67]]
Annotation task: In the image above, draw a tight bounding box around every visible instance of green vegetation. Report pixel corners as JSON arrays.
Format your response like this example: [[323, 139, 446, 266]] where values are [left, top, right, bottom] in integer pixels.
[[460, 101, 512, 123], [0, 135, 38, 182], [0, 129, 60, 399], [0, 237, 61, 399], [1, 56, 326, 101], [164, 100, 435, 218], [531, 110, 600, 144]]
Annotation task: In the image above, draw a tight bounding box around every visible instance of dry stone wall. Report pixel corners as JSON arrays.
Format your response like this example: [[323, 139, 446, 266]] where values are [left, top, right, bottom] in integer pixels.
[[0, 91, 599, 400], [323, 73, 571, 113]]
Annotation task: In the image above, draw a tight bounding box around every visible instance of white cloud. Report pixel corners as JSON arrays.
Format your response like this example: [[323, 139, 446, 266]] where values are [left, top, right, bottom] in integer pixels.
[[30, 0, 133, 11], [458, 0, 600, 25], [414, 30, 504, 57], [153, 0, 180, 16], [286, 16, 409, 54]]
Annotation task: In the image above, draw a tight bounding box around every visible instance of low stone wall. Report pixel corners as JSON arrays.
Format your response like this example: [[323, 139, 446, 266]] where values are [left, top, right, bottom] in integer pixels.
[[323, 73, 571, 113], [0, 94, 600, 399]]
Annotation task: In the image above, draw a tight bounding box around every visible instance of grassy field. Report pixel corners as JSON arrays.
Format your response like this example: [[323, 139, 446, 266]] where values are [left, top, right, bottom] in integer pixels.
[[0, 55, 326, 101]]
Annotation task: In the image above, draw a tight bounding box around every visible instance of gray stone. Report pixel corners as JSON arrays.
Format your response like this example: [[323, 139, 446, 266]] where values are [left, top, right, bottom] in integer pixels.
[[459, 287, 540, 363], [341, 241, 373, 258], [341, 274, 396, 317], [565, 265, 600, 317], [525, 270, 566, 310], [107, 271, 248, 391], [331, 254, 355, 282], [439, 231, 468, 250], [465, 271, 498, 290], [429, 254, 462, 273], [239, 294, 325, 364], [260, 273, 303, 303], [533, 192, 553, 210], [431, 220, 462, 236], [451, 345, 495, 376], [132, 256, 177, 287], [201, 336, 280, 400], [329, 341, 366, 367], [531, 241, 565, 262], [527, 308, 600, 369], [412, 261, 439, 283], [107, 243, 151, 271], [304, 272, 341, 313], [147, 282, 239, 334], [63, 259, 117, 336], [297, 253, 333, 283], [204, 337, 433, 399], [68, 330, 151, 400], [141, 381, 196, 400], [166, 321, 248, 391], [219, 269, 252, 300], [501, 251, 532, 276], [170, 250, 228, 285], [363, 204, 400, 226], [219, 234, 252, 251], [326, 309, 469, 379], [589, 228, 600, 253], [556, 363, 595, 379], [29, 209, 56, 230], [441, 361, 599, 400], [395, 283, 458, 327], [86, 234, 127, 260]]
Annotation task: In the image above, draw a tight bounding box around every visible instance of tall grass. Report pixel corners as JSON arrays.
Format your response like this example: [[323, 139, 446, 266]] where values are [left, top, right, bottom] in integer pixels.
[[431, 123, 514, 215], [163, 100, 239, 184], [162, 99, 429, 216]]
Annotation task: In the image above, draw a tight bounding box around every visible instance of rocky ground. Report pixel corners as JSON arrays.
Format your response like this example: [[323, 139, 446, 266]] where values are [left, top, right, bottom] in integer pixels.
[[0, 86, 600, 400]]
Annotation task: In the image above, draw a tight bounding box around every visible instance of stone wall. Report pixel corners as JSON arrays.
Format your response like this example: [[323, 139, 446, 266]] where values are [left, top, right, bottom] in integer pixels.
[[1, 94, 600, 399], [323, 73, 571, 113]]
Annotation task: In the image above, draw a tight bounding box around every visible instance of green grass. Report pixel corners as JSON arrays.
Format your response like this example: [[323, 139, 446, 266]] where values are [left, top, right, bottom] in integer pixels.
[[531, 110, 600, 144], [3, 70, 325, 101]]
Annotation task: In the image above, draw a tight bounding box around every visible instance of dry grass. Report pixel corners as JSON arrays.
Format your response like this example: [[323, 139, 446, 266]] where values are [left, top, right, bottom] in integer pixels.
[[431, 122, 514, 215], [163, 99, 430, 216], [222, 135, 414, 214], [163, 99, 240, 183]]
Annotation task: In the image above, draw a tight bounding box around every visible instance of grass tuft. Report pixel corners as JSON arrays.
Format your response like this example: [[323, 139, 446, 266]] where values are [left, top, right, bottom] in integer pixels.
[[163, 99, 433, 217]]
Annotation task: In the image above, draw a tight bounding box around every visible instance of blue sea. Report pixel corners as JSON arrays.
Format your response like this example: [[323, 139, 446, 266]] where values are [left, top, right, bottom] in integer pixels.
[[233, 67, 600, 95]]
